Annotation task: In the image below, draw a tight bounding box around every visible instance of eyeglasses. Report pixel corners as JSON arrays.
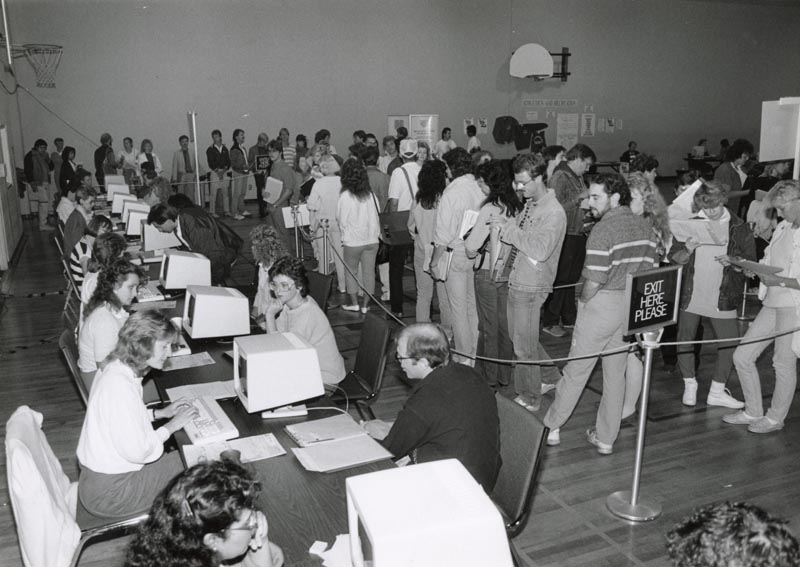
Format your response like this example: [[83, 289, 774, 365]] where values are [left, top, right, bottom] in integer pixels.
[[226, 511, 257, 536], [514, 178, 532, 189], [395, 353, 414, 363], [268, 280, 295, 292]]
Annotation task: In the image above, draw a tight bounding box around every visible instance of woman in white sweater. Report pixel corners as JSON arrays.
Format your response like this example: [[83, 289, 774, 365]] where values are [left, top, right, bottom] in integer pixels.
[[77, 310, 197, 519], [336, 158, 380, 313]]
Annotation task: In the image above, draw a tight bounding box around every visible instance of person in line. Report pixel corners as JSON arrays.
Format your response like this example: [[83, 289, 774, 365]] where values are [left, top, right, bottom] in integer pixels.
[[714, 138, 753, 215], [619, 141, 640, 164], [294, 133, 308, 167], [69, 214, 113, 291], [250, 224, 288, 326], [62, 185, 97, 258], [363, 323, 500, 491], [430, 147, 484, 364], [542, 143, 596, 338], [148, 202, 237, 285], [544, 173, 658, 454], [377, 135, 397, 174], [51, 137, 64, 193], [466, 124, 481, 153], [363, 146, 391, 300], [77, 310, 198, 519], [408, 159, 451, 330], [229, 129, 251, 220], [433, 127, 457, 160], [669, 181, 754, 409], [248, 133, 270, 218], [23, 138, 55, 231], [385, 138, 421, 318], [78, 258, 142, 392], [262, 256, 345, 389], [336, 158, 380, 313], [206, 129, 231, 218], [277, 127, 295, 171], [726, 180, 800, 434], [465, 160, 523, 389], [94, 133, 116, 188], [263, 139, 297, 249], [666, 501, 799, 567], [170, 135, 204, 204], [117, 136, 139, 186], [136, 139, 163, 180], [542, 144, 566, 181], [59, 145, 79, 193], [307, 155, 346, 293], [125, 460, 284, 567], [488, 154, 566, 410]]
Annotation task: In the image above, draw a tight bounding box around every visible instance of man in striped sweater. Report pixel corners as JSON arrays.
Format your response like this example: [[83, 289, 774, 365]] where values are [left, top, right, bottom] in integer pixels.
[[544, 173, 658, 455]]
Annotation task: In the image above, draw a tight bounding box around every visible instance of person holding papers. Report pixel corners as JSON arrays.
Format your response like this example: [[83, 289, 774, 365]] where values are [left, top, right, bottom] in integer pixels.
[[126, 460, 284, 567], [668, 181, 755, 409], [262, 256, 345, 390], [77, 311, 198, 519], [262, 139, 296, 250], [363, 323, 500, 490]]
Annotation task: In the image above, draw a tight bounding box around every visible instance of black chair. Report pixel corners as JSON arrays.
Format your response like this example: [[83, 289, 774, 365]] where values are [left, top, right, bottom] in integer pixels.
[[329, 312, 391, 420], [307, 269, 333, 312], [491, 394, 549, 563]]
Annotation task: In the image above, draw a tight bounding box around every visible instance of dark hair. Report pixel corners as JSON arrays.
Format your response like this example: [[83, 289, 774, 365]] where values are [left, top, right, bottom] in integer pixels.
[[631, 153, 659, 173], [87, 232, 127, 273], [86, 214, 113, 237], [62, 146, 76, 163], [466, 125, 477, 137], [382, 135, 395, 147], [726, 138, 754, 162], [107, 310, 178, 376], [471, 150, 492, 167], [666, 502, 799, 567], [352, 130, 366, 141], [126, 460, 260, 567], [123, 137, 133, 145], [442, 147, 473, 179], [211, 129, 222, 138], [232, 129, 244, 145], [396, 126, 408, 138], [100, 133, 112, 145], [441, 127, 451, 136], [677, 170, 701, 189], [148, 204, 179, 226], [475, 161, 522, 217], [295, 134, 307, 145], [86, 258, 143, 317], [365, 133, 377, 143], [75, 185, 97, 204], [593, 172, 631, 206], [692, 180, 728, 212], [340, 158, 372, 201], [314, 129, 331, 144], [348, 143, 366, 158], [416, 160, 448, 210], [167, 193, 194, 210], [512, 153, 548, 180], [628, 140, 637, 148], [362, 146, 379, 166], [543, 145, 566, 161], [265, 140, 282, 155], [268, 255, 308, 297], [249, 224, 287, 266], [178, 135, 189, 143], [565, 143, 596, 162], [140, 139, 153, 153], [399, 323, 451, 368]]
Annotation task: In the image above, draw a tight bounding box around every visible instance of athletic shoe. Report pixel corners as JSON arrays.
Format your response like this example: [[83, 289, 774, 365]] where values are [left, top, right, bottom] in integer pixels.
[[546, 428, 560, 446], [341, 304, 360, 312], [233, 214, 245, 220], [706, 388, 744, 409], [747, 416, 784, 434], [380, 291, 390, 301], [722, 410, 760, 425], [585, 428, 613, 455], [541, 382, 557, 395], [513, 395, 540, 412], [360, 306, 369, 314], [542, 325, 567, 338], [682, 379, 698, 406], [241, 210, 252, 217]]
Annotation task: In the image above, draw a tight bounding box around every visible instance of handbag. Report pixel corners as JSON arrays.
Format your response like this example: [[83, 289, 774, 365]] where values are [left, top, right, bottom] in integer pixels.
[[371, 193, 391, 264], [378, 167, 415, 247]]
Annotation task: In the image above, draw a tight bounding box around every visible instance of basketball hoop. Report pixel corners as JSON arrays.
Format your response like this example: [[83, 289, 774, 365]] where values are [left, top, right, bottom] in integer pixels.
[[22, 43, 63, 88]]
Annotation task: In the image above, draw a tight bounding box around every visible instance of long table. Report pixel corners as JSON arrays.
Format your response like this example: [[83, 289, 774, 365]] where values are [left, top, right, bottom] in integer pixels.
[[148, 298, 393, 566]]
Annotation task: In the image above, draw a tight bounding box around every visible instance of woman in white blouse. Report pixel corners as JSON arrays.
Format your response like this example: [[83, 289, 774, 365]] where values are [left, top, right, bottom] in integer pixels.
[[307, 155, 346, 293], [136, 139, 163, 180], [77, 310, 197, 519]]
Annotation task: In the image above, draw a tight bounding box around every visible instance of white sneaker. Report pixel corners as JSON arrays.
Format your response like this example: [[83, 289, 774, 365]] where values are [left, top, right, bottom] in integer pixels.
[[722, 410, 760, 425], [241, 210, 252, 217], [232, 214, 245, 220], [541, 382, 557, 395], [707, 388, 744, 409], [380, 291, 390, 301], [546, 428, 560, 446], [682, 379, 698, 406]]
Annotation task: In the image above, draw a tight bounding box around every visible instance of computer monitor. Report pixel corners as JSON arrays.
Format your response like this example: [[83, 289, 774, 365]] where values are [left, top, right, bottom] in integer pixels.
[[104, 174, 125, 186], [159, 250, 211, 290], [346, 459, 512, 567], [121, 200, 151, 226], [106, 183, 130, 203], [233, 333, 325, 413], [182, 285, 249, 339], [111, 192, 137, 215], [141, 222, 182, 252], [126, 211, 149, 238]]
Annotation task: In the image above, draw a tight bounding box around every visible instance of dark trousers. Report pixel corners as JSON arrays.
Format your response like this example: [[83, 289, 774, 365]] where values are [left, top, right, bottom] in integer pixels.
[[542, 233, 587, 327], [388, 243, 413, 313], [255, 173, 267, 216]]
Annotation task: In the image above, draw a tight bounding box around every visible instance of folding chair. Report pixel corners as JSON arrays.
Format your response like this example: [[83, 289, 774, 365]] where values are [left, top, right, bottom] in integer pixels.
[[54, 237, 80, 325], [5, 406, 147, 567], [329, 312, 391, 420], [491, 394, 549, 564]]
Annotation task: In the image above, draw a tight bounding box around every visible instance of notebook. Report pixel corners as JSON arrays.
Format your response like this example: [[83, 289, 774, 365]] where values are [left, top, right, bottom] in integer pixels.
[[285, 414, 368, 447]]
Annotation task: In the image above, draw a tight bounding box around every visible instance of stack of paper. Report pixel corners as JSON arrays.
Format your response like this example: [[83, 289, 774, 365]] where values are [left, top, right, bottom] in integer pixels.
[[183, 433, 286, 467]]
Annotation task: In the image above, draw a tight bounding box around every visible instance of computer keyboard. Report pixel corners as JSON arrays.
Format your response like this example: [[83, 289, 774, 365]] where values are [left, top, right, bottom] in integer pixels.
[[137, 281, 165, 303], [183, 396, 239, 445]]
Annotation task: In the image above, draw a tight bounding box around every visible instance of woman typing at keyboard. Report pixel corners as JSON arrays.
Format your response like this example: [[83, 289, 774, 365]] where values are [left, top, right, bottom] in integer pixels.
[[126, 460, 284, 567], [77, 310, 199, 519]]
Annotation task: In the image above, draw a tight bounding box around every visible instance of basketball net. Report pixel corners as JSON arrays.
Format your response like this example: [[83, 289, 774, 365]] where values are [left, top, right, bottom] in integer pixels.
[[22, 44, 63, 88]]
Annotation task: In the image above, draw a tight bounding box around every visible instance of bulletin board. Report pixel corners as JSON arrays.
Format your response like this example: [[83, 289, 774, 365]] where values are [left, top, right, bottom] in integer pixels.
[[760, 100, 799, 162]]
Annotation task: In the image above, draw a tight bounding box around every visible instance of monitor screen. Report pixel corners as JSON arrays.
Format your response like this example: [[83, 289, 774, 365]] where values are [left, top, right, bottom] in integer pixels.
[[186, 293, 196, 328], [162, 255, 170, 281], [238, 353, 248, 397], [357, 517, 374, 567]]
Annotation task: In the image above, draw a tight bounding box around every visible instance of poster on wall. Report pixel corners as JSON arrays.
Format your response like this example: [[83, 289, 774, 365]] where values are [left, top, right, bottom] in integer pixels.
[[606, 118, 615, 134], [387, 115, 409, 136], [478, 118, 488, 134], [409, 114, 438, 147], [526, 110, 539, 121], [556, 113, 579, 148], [581, 113, 596, 137], [463, 118, 474, 134]]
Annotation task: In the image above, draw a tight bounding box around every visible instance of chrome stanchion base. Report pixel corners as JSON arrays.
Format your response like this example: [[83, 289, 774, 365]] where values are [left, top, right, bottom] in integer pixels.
[[607, 491, 662, 522]]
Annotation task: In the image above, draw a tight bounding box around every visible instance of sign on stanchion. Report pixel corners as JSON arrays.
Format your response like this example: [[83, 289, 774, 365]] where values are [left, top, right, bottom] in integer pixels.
[[607, 265, 682, 522]]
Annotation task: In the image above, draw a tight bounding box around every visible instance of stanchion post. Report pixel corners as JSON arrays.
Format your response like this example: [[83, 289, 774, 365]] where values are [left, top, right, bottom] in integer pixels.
[[737, 276, 752, 321], [321, 219, 330, 275], [607, 329, 663, 522], [291, 205, 302, 258]]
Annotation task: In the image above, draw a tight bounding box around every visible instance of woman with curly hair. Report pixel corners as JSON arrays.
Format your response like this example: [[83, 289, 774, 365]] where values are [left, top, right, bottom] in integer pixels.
[[79, 232, 128, 323], [336, 158, 380, 312], [465, 160, 523, 387], [77, 310, 197, 520], [126, 460, 283, 567], [249, 224, 288, 322], [408, 160, 451, 328], [78, 258, 143, 389], [69, 214, 113, 291]]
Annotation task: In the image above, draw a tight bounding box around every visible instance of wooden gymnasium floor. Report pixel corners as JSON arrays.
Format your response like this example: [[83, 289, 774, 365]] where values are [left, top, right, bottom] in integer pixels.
[[1, 200, 799, 567]]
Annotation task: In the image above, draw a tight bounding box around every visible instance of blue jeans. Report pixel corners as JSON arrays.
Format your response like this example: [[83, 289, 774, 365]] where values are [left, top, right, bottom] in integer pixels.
[[474, 270, 512, 385], [507, 287, 548, 402]]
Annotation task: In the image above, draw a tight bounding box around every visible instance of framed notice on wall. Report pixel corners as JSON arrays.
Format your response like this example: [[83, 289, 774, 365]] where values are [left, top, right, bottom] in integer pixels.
[[409, 114, 438, 147], [387, 115, 409, 136]]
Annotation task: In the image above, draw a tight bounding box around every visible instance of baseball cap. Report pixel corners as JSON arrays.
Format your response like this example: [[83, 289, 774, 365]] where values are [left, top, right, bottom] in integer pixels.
[[400, 138, 418, 158]]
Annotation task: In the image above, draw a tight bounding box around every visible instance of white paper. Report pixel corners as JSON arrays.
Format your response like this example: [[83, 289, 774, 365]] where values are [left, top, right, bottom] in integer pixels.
[[670, 219, 728, 245], [556, 113, 579, 148], [263, 177, 284, 204], [320, 534, 352, 567], [162, 351, 215, 371], [525, 110, 539, 121], [581, 113, 596, 137], [282, 204, 310, 228], [182, 433, 286, 468], [477, 118, 488, 134], [167, 380, 236, 401], [458, 209, 480, 240]]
